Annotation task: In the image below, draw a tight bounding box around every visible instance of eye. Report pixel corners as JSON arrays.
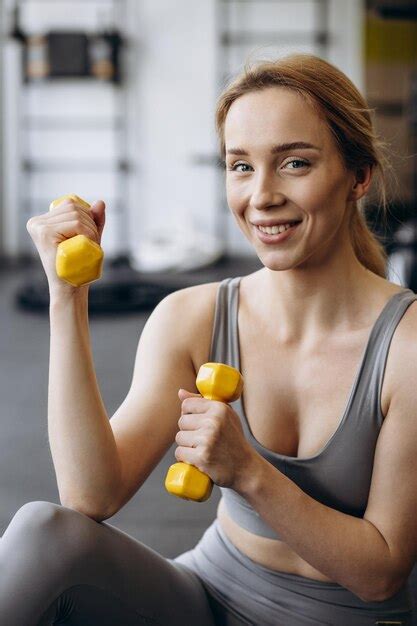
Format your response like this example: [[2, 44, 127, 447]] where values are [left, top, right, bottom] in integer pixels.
[[283, 158, 309, 170], [227, 158, 309, 172], [228, 162, 253, 172]]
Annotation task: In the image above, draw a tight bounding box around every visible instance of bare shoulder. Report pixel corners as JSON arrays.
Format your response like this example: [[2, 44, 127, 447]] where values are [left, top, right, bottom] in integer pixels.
[[369, 274, 417, 350], [383, 286, 417, 410], [172, 279, 221, 305], [167, 280, 223, 373], [388, 288, 417, 349]]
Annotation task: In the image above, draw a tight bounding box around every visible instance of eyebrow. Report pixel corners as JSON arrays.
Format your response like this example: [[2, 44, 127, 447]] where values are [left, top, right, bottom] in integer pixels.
[[226, 142, 321, 156]]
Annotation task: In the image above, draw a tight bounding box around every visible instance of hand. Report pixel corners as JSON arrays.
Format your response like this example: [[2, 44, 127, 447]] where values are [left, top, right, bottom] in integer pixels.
[[175, 388, 256, 489], [26, 198, 106, 295]]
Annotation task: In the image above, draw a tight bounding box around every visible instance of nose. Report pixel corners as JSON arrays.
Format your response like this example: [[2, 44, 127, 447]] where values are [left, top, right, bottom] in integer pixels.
[[251, 172, 286, 211]]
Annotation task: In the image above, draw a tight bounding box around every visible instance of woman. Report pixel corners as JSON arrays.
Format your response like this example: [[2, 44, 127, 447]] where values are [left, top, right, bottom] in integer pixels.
[[2, 54, 415, 625]]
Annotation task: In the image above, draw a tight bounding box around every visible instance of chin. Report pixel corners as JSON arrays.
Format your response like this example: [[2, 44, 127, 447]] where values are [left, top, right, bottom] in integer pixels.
[[255, 252, 296, 272]]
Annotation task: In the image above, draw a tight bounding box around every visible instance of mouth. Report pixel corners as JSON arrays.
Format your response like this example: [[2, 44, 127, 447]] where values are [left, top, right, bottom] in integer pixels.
[[253, 221, 301, 244]]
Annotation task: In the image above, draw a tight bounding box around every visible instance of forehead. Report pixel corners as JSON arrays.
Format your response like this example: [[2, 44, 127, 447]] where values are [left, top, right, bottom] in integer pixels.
[[224, 86, 331, 151]]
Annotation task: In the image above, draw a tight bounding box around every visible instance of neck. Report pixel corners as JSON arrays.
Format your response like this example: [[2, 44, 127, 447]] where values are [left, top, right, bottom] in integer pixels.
[[259, 241, 377, 345]]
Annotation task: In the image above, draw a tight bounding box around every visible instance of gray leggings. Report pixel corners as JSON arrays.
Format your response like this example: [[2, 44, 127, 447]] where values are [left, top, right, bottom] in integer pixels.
[[0, 501, 221, 625], [0, 501, 413, 625]]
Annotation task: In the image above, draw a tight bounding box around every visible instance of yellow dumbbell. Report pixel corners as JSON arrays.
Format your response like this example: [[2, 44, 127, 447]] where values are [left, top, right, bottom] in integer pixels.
[[165, 362, 244, 502], [49, 194, 104, 287]]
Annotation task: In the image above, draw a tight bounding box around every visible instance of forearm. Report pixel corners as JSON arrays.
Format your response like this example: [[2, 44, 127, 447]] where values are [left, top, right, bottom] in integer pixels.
[[236, 453, 398, 602], [48, 289, 121, 517]]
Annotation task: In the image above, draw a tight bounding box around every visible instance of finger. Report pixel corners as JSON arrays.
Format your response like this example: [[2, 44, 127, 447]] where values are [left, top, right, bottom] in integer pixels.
[[54, 219, 99, 243], [178, 388, 200, 400], [48, 211, 97, 230], [89, 200, 106, 239], [174, 446, 199, 466], [90, 199, 105, 220], [49, 198, 74, 213], [49, 199, 91, 217], [175, 430, 199, 448], [178, 413, 204, 431], [48, 210, 99, 235], [47, 209, 97, 237], [181, 397, 211, 415]]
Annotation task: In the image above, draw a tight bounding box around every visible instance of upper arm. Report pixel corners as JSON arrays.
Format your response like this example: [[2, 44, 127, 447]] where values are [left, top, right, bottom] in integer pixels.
[[108, 282, 219, 514], [363, 302, 417, 593]]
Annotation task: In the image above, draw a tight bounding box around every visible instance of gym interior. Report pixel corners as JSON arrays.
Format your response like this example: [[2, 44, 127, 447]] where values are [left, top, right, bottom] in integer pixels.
[[0, 0, 416, 623]]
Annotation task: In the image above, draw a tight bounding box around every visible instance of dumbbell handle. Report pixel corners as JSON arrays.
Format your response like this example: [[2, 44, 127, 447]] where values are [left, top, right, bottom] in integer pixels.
[[50, 194, 104, 287], [165, 362, 243, 502]]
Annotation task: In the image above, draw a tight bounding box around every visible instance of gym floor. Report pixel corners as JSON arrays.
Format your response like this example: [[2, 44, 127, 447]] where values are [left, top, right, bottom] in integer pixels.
[[1, 258, 416, 622]]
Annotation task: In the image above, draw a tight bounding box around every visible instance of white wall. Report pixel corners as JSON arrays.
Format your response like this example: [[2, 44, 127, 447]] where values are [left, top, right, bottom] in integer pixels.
[[130, 0, 219, 266], [1, 0, 365, 260]]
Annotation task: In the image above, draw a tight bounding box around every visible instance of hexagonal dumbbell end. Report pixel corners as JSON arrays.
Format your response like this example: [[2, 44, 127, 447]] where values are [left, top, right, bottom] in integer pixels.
[[164, 362, 244, 502], [49, 194, 104, 287], [165, 462, 213, 502], [55, 234, 103, 287], [195, 362, 244, 402]]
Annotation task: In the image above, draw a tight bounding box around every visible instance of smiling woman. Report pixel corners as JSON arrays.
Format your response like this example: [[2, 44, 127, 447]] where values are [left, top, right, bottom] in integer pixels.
[[172, 54, 416, 625], [1, 53, 415, 626]]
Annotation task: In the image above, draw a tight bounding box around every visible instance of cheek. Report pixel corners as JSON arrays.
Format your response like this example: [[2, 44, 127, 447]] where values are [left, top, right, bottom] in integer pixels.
[[226, 182, 245, 215], [299, 172, 347, 222]]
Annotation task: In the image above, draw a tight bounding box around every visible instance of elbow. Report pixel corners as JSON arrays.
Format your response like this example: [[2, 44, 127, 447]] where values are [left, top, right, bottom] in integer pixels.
[[360, 574, 407, 603], [60, 495, 116, 522], [59, 478, 121, 522]]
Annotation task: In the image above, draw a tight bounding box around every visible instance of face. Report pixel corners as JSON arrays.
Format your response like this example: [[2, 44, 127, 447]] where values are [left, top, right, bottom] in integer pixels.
[[224, 86, 357, 272]]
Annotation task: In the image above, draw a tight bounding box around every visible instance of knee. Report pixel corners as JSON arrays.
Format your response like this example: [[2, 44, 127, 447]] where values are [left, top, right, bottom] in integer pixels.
[[7, 501, 95, 554], [0, 501, 100, 579], [10, 501, 67, 536], [0, 501, 100, 588]]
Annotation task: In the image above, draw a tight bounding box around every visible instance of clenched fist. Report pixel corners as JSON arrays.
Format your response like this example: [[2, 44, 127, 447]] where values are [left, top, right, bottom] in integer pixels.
[[26, 197, 105, 297]]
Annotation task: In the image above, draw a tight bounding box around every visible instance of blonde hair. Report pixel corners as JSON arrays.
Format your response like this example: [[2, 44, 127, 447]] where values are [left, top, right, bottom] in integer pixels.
[[215, 54, 394, 278]]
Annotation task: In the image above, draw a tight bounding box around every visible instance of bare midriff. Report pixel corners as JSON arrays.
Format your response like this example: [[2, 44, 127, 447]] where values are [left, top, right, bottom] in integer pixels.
[[216, 497, 334, 581]]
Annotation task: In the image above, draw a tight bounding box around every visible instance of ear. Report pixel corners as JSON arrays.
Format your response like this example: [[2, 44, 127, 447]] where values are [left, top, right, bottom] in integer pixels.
[[348, 164, 373, 201]]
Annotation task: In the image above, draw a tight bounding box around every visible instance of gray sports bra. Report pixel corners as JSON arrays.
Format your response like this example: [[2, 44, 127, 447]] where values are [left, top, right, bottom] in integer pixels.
[[211, 276, 417, 540]]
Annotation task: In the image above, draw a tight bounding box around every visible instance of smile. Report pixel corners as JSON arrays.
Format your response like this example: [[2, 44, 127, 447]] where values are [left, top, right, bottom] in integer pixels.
[[253, 221, 301, 244]]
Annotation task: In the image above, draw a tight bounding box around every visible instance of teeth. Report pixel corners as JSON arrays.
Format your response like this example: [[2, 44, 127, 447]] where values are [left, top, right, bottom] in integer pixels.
[[258, 223, 295, 235]]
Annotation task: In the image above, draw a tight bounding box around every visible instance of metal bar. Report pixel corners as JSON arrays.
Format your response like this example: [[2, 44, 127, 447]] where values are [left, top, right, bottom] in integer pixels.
[[220, 31, 330, 46], [190, 154, 224, 169], [316, 0, 329, 58], [22, 158, 129, 172], [22, 117, 124, 130]]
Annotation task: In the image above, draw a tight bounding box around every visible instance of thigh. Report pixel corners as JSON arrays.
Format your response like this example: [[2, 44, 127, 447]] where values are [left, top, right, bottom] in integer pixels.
[[39, 583, 251, 626], [0, 501, 216, 626], [174, 549, 254, 625], [38, 584, 162, 625]]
